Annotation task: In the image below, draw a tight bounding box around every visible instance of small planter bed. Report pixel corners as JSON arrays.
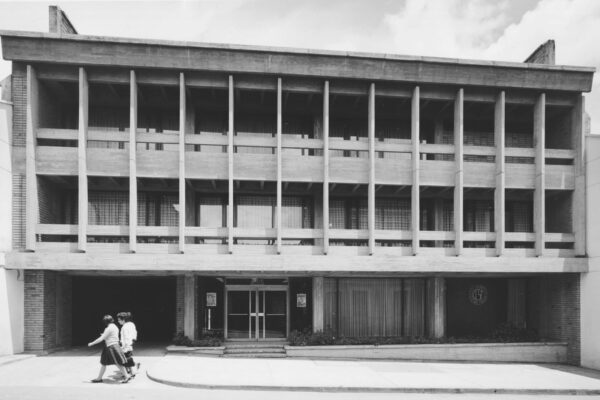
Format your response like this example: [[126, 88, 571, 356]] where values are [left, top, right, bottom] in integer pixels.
[[285, 326, 567, 363], [284, 342, 567, 363], [167, 332, 225, 356], [166, 345, 225, 356]]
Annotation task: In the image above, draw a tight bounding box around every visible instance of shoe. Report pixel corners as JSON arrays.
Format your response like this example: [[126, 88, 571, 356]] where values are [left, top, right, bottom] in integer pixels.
[[91, 379, 103, 383], [121, 376, 132, 384]]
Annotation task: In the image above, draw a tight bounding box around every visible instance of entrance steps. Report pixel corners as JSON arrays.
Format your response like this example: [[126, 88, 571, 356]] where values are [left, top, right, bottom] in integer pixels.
[[223, 341, 287, 358]]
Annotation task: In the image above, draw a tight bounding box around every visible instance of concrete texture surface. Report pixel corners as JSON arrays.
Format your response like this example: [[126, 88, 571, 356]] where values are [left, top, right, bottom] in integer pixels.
[[1, 344, 600, 398], [147, 355, 600, 394]]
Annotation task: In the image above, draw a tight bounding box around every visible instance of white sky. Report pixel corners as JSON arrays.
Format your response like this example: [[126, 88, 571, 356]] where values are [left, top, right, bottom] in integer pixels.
[[0, 0, 598, 130]]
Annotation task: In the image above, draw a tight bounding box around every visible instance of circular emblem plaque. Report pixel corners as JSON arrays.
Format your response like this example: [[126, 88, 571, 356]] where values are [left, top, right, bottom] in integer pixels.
[[468, 285, 488, 305]]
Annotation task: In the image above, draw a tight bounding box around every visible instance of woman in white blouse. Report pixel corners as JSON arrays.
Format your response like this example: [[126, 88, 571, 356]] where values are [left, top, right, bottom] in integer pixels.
[[117, 311, 140, 376], [88, 315, 132, 383]]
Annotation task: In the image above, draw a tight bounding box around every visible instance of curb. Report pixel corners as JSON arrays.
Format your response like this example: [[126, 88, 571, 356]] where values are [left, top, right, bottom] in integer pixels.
[[146, 371, 600, 395]]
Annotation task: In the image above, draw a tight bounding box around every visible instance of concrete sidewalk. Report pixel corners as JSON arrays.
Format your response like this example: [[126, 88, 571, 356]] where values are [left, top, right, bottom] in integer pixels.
[[0, 354, 35, 367], [148, 355, 600, 395]]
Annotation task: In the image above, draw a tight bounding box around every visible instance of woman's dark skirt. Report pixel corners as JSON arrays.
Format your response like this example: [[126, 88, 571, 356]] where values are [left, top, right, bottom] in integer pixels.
[[100, 344, 127, 366]]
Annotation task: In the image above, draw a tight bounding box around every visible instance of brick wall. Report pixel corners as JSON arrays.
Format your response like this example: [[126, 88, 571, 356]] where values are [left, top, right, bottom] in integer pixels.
[[24, 270, 45, 352], [11, 62, 26, 250], [12, 174, 25, 250], [527, 274, 580, 365], [24, 270, 72, 352], [49, 6, 78, 35], [11, 63, 25, 147]]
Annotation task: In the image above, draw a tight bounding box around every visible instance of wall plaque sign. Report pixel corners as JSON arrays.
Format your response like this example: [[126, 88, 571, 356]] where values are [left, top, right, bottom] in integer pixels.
[[297, 293, 307, 308], [468, 285, 488, 305], [206, 292, 217, 307]]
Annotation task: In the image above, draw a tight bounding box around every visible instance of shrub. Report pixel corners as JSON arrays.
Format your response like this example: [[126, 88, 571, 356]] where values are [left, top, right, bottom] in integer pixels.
[[490, 323, 539, 342], [172, 331, 223, 347], [287, 324, 539, 347]]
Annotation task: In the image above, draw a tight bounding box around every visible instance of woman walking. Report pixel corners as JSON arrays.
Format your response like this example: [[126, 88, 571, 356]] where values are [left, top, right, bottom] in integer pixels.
[[88, 315, 132, 383], [117, 311, 140, 376]]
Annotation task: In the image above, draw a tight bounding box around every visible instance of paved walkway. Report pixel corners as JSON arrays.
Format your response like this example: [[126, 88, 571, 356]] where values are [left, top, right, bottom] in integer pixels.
[[148, 355, 600, 395], [2, 346, 600, 396]]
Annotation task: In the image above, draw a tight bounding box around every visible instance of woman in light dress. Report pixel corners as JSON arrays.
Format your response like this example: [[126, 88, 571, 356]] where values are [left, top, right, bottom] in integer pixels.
[[88, 315, 132, 383]]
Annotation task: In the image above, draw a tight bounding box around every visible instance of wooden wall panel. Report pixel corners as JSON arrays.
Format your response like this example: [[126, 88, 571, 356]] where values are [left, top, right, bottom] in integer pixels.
[[374, 159, 412, 185], [282, 155, 323, 182], [329, 158, 369, 183], [463, 163, 495, 187], [419, 160, 454, 186], [36, 147, 78, 175], [185, 153, 228, 180], [505, 164, 535, 188], [87, 149, 129, 176], [137, 151, 178, 178], [545, 165, 575, 190], [233, 154, 277, 181]]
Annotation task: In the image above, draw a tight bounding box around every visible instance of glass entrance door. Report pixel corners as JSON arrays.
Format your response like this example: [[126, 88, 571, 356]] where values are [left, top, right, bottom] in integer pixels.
[[226, 286, 287, 340]]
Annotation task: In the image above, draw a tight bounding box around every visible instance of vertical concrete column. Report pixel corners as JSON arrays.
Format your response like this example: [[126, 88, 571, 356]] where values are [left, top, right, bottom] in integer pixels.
[[183, 274, 196, 340], [507, 278, 526, 328], [178, 73, 186, 254], [322, 81, 330, 255], [276, 78, 283, 254], [129, 70, 138, 253], [368, 83, 376, 255], [77, 68, 88, 253], [434, 198, 444, 247], [494, 91, 505, 256], [427, 276, 446, 338], [227, 75, 234, 254], [454, 88, 464, 255], [25, 65, 39, 251], [534, 93, 546, 256], [572, 95, 585, 256], [411, 86, 420, 255], [312, 276, 324, 332], [433, 120, 444, 247]]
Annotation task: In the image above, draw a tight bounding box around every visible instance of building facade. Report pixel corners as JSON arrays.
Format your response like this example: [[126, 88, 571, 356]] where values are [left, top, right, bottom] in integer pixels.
[[0, 7, 595, 364]]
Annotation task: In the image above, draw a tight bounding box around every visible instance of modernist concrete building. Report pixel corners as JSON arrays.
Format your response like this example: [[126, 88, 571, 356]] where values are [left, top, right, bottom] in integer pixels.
[[0, 7, 597, 365]]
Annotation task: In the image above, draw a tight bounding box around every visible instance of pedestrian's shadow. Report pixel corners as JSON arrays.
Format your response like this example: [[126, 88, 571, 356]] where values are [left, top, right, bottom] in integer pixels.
[[86, 372, 126, 384]]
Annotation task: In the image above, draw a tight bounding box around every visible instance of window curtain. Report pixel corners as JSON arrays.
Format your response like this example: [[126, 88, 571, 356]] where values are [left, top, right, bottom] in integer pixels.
[[88, 191, 129, 225], [324, 278, 426, 338]]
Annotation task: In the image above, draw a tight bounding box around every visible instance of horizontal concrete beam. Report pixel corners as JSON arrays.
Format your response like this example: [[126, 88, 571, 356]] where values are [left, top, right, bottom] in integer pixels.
[[31, 64, 581, 106], [5, 251, 588, 273], [1, 32, 594, 92]]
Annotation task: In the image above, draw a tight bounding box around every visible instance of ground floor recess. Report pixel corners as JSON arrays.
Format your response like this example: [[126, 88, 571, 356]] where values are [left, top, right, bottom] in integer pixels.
[[21, 271, 581, 364]]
